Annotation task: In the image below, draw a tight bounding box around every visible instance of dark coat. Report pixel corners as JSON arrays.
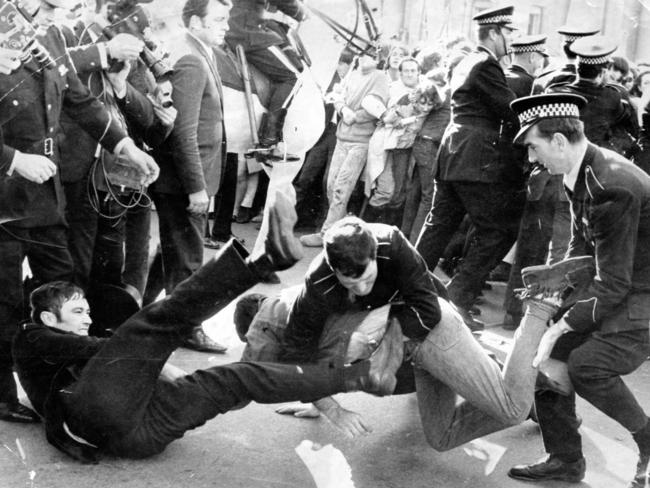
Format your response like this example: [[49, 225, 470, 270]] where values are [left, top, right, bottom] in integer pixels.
[[532, 63, 577, 94], [226, 0, 306, 50], [436, 46, 518, 183], [550, 80, 639, 153], [153, 33, 226, 196], [282, 224, 441, 361], [0, 25, 126, 227], [564, 143, 650, 334]]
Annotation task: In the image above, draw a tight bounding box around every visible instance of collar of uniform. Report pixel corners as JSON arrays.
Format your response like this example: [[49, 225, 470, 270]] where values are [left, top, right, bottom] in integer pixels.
[[477, 45, 498, 60], [510, 63, 530, 75], [565, 143, 596, 193]]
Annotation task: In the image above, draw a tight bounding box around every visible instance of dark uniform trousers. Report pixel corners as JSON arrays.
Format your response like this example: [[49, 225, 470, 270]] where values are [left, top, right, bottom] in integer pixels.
[[417, 180, 524, 308], [415, 47, 523, 308], [536, 144, 650, 458], [58, 241, 354, 458]]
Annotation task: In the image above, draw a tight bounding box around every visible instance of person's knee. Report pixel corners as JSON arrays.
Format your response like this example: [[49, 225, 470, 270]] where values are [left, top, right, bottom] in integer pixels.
[[566, 353, 602, 391]]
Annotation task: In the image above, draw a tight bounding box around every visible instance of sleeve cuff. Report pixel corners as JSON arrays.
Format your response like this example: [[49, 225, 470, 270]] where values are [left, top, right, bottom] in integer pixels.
[[5, 148, 18, 176], [113, 137, 132, 155], [98, 43, 109, 69]]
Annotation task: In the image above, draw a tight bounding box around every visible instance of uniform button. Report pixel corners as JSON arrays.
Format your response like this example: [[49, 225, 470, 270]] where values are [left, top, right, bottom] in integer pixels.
[[366, 305, 371, 310], [49, 128, 54, 133], [47, 104, 52, 110], [12, 100, 18, 106]]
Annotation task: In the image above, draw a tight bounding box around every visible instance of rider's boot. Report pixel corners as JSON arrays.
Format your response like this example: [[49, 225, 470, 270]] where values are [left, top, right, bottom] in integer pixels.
[[256, 109, 300, 162]]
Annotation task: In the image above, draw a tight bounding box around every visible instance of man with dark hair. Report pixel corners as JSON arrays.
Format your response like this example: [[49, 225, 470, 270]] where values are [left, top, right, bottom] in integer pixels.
[[414, 5, 524, 331], [236, 234, 597, 450], [148, 0, 230, 353], [507, 93, 650, 488], [0, 0, 158, 424], [12, 195, 401, 462]]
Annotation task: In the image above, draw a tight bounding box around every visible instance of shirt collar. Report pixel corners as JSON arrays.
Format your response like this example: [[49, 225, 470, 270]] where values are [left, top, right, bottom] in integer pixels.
[[563, 157, 582, 191], [187, 29, 211, 58]]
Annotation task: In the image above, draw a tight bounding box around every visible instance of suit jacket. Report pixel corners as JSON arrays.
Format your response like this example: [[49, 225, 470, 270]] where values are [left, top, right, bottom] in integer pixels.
[[153, 33, 225, 196], [0, 25, 126, 227], [437, 46, 518, 183], [564, 143, 650, 334], [226, 0, 306, 50], [282, 224, 441, 361]]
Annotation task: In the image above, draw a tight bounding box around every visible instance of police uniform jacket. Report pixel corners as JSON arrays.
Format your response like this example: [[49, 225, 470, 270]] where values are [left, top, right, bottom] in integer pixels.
[[226, 0, 306, 50], [551, 80, 638, 152], [0, 25, 127, 227], [282, 224, 441, 361], [564, 143, 650, 334], [532, 63, 576, 94], [437, 46, 518, 183]]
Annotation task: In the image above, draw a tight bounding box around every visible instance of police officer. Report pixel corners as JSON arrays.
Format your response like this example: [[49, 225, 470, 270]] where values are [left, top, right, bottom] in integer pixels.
[[0, 0, 158, 423], [415, 5, 524, 331], [502, 35, 558, 329], [507, 92, 650, 488], [550, 35, 639, 156], [533, 25, 599, 93], [225, 0, 307, 159]]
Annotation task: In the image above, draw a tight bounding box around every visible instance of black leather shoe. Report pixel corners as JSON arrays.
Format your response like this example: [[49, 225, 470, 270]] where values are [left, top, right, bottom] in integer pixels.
[[0, 401, 41, 423], [183, 327, 227, 353], [508, 456, 586, 483]]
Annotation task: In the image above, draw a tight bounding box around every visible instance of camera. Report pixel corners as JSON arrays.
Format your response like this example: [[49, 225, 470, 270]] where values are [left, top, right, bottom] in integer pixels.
[[0, 0, 54, 68], [102, 0, 173, 82]]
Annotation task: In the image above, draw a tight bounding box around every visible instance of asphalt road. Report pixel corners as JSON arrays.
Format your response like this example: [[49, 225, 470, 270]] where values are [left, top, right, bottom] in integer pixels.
[[1, 218, 648, 488]]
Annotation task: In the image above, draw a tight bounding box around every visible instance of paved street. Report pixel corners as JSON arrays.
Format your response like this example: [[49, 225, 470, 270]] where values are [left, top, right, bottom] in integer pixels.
[[1, 219, 649, 488]]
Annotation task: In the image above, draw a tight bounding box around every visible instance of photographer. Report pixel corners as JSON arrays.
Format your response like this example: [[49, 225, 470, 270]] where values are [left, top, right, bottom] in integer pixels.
[[0, 0, 158, 423], [58, 0, 176, 303]]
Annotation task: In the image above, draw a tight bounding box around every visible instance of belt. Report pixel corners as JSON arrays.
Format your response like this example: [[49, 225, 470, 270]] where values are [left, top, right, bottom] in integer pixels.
[[44, 137, 53, 156]]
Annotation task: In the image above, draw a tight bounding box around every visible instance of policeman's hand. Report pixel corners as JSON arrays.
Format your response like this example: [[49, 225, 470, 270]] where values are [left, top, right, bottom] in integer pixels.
[[12, 151, 57, 184], [105, 59, 130, 97], [532, 319, 568, 368], [275, 403, 321, 418], [147, 93, 177, 127], [0, 47, 21, 74], [117, 139, 159, 186], [106, 33, 144, 61], [187, 189, 209, 215]]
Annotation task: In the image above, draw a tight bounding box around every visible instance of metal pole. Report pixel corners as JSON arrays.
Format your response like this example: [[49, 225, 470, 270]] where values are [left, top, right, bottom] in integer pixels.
[[235, 44, 259, 146]]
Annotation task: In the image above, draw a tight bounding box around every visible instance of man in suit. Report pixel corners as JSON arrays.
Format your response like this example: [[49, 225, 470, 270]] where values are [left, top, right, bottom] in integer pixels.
[[0, 0, 158, 423], [507, 93, 650, 488], [415, 5, 524, 331], [149, 0, 229, 353]]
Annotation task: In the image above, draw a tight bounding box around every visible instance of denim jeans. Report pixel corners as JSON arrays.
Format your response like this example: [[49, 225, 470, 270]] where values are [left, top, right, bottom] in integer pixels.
[[322, 140, 368, 231], [61, 241, 357, 459], [413, 298, 554, 450]]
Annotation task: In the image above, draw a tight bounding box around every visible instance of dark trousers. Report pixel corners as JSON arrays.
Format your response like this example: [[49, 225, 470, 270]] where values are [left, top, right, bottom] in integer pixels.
[[122, 202, 152, 297], [0, 224, 73, 403], [246, 47, 298, 114], [537, 326, 650, 457], [63, 179, 99, 290], [61, 241, 352, 458], [402, 138, 437, 243], [149, 192, 205, 294], [293, 122, 337, 226], [415, 180, 524, 308], [210, 152, 238, 240]]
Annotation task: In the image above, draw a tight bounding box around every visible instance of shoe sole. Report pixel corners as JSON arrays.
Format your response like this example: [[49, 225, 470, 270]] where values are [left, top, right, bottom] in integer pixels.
[[507, 471, 585, 483], [521, 256, 595, 297]]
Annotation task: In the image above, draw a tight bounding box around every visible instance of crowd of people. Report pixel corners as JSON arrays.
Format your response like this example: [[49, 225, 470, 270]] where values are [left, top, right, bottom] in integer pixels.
[[1, 1, 650, 487]]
